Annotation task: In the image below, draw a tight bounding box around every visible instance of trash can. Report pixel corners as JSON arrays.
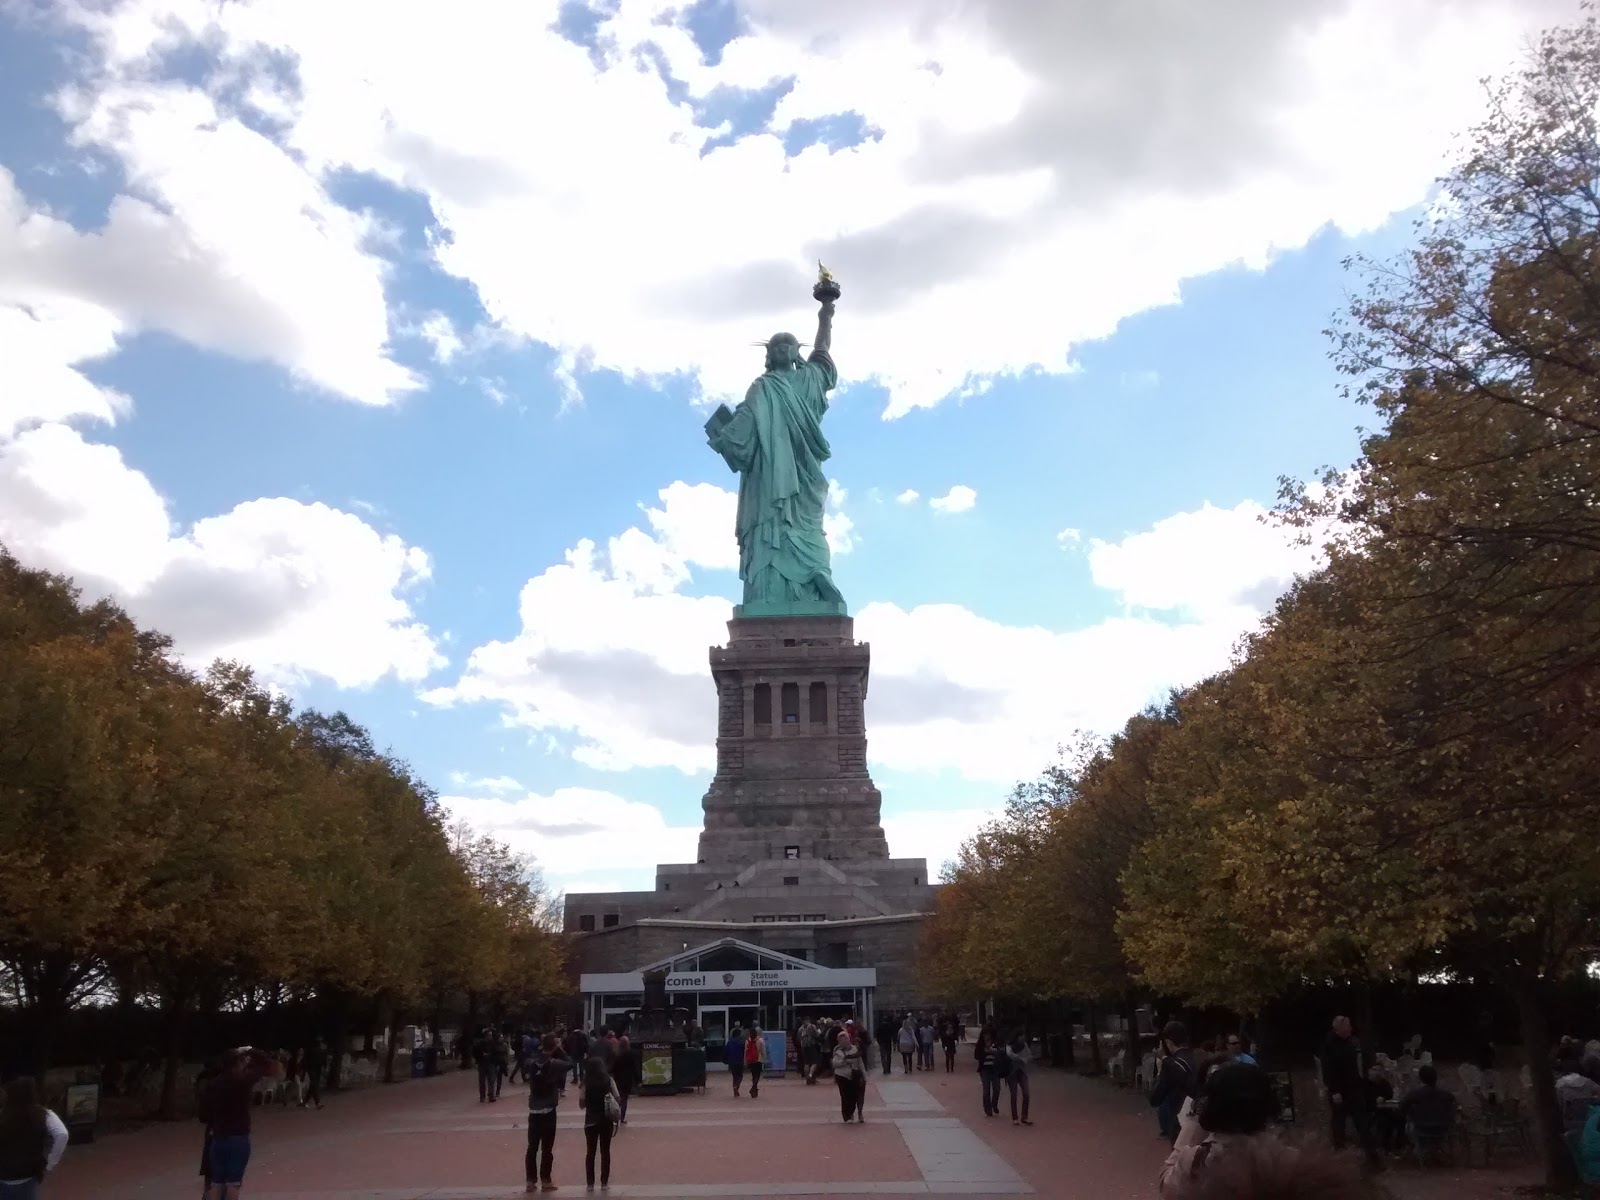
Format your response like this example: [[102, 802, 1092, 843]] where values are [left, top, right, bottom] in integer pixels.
[[63, 1083, 99, 1144], [410, 1049, 426, 1079]]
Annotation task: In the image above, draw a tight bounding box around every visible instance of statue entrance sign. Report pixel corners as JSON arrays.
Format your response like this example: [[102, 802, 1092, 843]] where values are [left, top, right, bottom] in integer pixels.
[[705, 264, 847, 617]]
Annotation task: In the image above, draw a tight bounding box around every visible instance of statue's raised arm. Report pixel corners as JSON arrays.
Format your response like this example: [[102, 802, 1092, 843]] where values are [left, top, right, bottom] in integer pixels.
[[812, 260, 839, 361]]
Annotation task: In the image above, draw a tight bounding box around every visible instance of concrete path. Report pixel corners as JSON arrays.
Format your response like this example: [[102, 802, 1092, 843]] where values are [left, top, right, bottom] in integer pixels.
[[40, 1062, 1538, 1198]]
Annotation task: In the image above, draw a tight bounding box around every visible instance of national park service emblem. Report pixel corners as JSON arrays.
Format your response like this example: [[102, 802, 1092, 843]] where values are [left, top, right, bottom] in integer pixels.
[[722, 973, 735, 986]]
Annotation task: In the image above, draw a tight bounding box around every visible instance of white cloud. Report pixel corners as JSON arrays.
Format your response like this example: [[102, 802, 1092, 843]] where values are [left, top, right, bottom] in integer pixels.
[[1056, 527, 1082, 546], [449, 772, 525, 794], [882, 806, 998, 877], [825, 478, 855, 555], [643, 481, 739, 572], [895, 489, 920, 505], [1, 95, 416, 406], [0, 297, 130, 439], [929, 484, 977, 514], [439, 787, 700, 891], [433, 482, 1319, 782], [1087, 500, 1320, 619], [32, 0, 1571, 418], [0, 423, 443, 687], [417, 312, 464, 364]]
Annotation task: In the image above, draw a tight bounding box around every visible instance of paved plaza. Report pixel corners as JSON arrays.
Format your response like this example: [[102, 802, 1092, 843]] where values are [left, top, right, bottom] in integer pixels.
[[46, 1065, 1171, 1200], [43, 1064, 1542, 1199]]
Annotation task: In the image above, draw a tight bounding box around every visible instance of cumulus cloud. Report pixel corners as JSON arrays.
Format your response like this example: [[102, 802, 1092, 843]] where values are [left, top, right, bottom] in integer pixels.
[[896, 489, 920, 505], [825, 479, 855, 554], [1087, 499, 1321, 619], [33, 0, 1572, 418], [0, 424, 443, 687], [1, 85, 417, 405], [929, 484, 977, 514], [432, 479, 1322, 781], [439, 787, 701, 891]]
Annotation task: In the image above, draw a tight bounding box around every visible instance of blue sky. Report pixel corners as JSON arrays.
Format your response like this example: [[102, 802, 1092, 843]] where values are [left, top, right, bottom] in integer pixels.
[[0, 0, 1572, 896]]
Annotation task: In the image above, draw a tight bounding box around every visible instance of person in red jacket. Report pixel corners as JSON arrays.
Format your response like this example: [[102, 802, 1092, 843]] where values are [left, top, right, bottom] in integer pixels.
[[743, 1026, 769, 1098]]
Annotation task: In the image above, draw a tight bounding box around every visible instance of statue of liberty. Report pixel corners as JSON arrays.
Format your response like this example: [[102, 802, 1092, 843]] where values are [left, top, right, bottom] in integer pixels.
[[704, 264, 846, 617]]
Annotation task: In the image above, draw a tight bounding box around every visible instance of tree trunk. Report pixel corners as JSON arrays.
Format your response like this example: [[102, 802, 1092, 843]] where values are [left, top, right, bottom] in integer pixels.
[[1121, 996, 1140, 1079], [383, 1005, 403, 1084], [1509, 969, 1576, 1190], [157, 978, 189, 1121], [326, 989, 347, 1090], [1087, 1003, 1104, 1075], [1354, 978, 1379, 1061], [462, 990, 480, 1067]]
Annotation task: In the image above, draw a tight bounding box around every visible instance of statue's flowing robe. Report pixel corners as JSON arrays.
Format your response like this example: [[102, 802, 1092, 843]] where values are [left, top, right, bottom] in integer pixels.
[[705, 350, 843, 607]]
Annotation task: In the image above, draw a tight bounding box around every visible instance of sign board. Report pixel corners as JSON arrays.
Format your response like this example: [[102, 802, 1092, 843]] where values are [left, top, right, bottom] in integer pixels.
[[582, 967, 875, 993], [639, 1045, 674, 1087]]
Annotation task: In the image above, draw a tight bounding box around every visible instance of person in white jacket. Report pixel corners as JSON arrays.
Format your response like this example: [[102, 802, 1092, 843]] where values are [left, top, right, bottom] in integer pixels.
[[0, 1077, 69, 1199]]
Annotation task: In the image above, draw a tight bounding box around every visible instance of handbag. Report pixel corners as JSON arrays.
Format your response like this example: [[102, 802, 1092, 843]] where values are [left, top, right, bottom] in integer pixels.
[[604, 1081, 622, 1123]]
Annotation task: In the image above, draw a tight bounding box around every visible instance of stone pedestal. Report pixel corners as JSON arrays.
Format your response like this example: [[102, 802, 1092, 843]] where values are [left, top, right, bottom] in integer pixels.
[[696, 614, 888, 867]]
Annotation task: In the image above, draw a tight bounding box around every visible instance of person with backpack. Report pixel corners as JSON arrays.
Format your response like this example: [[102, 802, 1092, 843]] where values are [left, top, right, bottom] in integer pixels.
[[523, 1034, 570, 1194], [975, 1025, 1004, 1117], [0, 1076, 69, 1199], [743, 1026, 769, 1099], [580, 1054, 621, 1190], [1150, 1021, 1198, 1143], [611, 1034, 635, 1125]]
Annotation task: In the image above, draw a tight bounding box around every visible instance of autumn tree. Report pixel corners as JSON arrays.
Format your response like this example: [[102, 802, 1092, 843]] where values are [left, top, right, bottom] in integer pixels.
[[0, 549, 561, 1110]]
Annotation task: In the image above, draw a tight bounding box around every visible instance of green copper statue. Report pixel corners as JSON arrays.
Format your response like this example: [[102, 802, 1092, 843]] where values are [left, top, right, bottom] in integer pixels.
[[705, 263, 847, 617]]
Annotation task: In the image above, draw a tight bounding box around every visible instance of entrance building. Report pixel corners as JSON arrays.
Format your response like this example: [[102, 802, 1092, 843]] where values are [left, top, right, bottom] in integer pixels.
[[580, 936, 875, 1067], [565, 614, 940, 1014]]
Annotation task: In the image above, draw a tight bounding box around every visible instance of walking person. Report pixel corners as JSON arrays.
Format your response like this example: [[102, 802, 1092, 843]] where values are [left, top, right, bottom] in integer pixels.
[[940, 1021, 959, 1073], [1149, 1021, 1198, 1144], [726, 1024, 746, 1097], [581, 1055, 620, 1191], [875, 1014, 895, 1074], [0, 1077, 69, 1200], [201, 1046, 282, 1200], [744, 1026, 768, 1099], [524, 1034, 569, 1194], [897, 1017, 917, 1074], [474, 1029, 497, 1104], [299, 1039, 324, 1111], [1006, 1032, 1033, 1126], [831, 1029, 866, 1123], [975, 1025, 1003, 1117], [797, 1019, 818, 1085], [564, 1028, 589, 1086]]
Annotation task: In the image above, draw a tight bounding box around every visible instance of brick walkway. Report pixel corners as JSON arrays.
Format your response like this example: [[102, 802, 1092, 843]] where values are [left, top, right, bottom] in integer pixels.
[[41, 1064, 1537, 1198]]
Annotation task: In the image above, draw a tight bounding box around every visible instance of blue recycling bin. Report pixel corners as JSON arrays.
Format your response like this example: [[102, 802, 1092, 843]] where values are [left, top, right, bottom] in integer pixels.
[[410, 1049, 426, 1078]]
